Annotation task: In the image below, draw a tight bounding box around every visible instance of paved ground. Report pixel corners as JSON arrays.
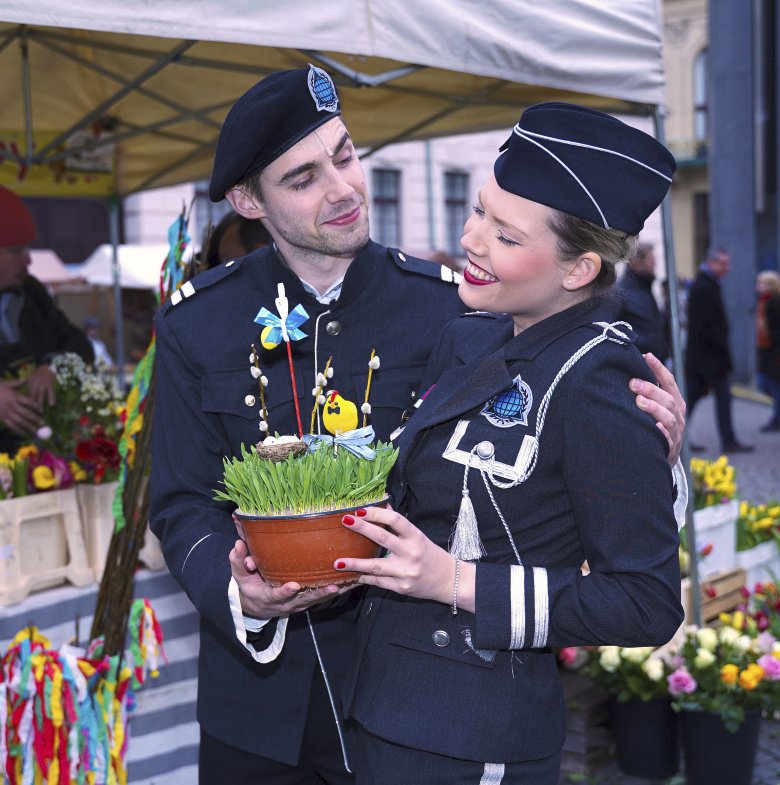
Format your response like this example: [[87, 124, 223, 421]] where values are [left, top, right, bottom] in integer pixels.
[[573, 386, 780, 784], [687, 386, 780, 505]]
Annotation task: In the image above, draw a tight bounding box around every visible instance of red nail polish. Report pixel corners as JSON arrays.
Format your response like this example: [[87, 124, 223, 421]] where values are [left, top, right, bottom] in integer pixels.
[[336, 561, 346, 569], [355, 508, 367, 517], [343, 514, 355, 525]]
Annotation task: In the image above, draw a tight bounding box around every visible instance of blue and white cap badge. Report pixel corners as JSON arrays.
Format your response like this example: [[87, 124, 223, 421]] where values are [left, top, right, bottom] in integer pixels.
[[308, 64, 339, 113], [480, 374, 533, 428]]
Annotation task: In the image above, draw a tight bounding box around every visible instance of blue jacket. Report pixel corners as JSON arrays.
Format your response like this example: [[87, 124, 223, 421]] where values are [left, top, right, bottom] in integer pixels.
[[344, 297, 683, 764], [149, 240, 463, 764]]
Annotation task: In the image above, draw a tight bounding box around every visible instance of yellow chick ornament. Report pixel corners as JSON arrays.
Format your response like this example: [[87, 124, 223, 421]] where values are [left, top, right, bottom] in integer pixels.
[[322, 390, 358, 435]]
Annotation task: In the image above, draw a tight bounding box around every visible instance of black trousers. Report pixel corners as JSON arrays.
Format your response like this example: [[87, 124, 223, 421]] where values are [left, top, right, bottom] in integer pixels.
[[199, 665, 355, 785], [686, 371, 736, 448]]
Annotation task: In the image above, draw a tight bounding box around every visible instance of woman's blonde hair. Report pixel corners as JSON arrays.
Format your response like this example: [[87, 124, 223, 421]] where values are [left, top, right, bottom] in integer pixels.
[[545, 210, 638, 296], [757, 270, 780, 295]]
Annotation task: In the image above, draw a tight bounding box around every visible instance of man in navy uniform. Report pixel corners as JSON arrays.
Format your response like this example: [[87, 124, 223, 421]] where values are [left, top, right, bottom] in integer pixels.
[[150, 66, 686, 784]]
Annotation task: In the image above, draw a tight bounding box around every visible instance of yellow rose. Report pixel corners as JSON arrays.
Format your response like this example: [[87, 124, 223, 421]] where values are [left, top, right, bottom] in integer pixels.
[[694, 648, 716, 669], [15, 444, 38, 462], [69, 461, 87, 483], [738, 666, 764, 691], [721, 664, 739, 684], [32, 465, 56, 490], [696, 627, 719, 651]]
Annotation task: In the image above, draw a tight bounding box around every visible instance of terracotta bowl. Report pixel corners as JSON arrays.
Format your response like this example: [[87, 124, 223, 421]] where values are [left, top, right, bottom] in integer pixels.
[[233, 498, 388, 588]]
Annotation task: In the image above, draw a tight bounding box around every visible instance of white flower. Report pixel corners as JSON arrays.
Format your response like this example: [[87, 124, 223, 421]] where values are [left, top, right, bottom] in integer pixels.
[[250, 366, 262, 379], [35, 425, 53, 440], [734, 635, 752, 653], [326, 367, 334, 378], [361, 403, 372, 414], [316, 373, 327, 387], [719, 626, 740, 646], [622, 647, 654, 663], [249, 352, 256, 363], [317, 395, 326, 405], [599, 646, 621, 672], [368, 356, 380, 370], [259, 421, 269, 432], [312, 387, 320, 396], [260, 376, 268, 387], [696, 627, 718, 651], [694, 648, 716, 668], [641, 657, 665, 681]]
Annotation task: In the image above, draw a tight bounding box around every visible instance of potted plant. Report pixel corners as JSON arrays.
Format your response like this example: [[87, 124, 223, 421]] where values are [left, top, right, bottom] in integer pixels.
[[690, 455, 739, 578], [667, 624, 780, 785], [216, 437, 397, 587], [582, 644, 679, 778], [735, 499, 780, 589]]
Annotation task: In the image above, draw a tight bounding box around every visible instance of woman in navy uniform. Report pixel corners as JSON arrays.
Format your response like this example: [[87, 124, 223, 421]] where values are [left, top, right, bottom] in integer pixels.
[[335, 103, 685, 784]]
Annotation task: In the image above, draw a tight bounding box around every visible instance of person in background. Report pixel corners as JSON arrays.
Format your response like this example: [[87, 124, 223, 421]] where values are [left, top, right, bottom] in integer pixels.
[[617, 242, 668, 361], [0, 186, 93, 451], [84, 315, 115, 369], [205, 211, 271, 268], [755, 269, 780, 432], [685, 248, 753, 453]]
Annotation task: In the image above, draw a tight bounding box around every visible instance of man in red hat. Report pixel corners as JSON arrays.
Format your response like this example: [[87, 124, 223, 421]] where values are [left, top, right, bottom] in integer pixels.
[[0, 186, 93, 450]]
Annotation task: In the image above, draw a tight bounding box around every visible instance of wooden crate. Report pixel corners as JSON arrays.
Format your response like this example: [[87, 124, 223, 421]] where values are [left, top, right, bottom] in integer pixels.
[[681, 567, 746, 625], [558, 669, 614, 781], [0, 488, 93, 605]]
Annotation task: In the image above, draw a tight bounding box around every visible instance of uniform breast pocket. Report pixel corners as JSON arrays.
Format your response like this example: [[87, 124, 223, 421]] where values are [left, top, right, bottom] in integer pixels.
[[352, 364, 426, 440], [201, 367, 266, 447], [388, 598, 497, 670]]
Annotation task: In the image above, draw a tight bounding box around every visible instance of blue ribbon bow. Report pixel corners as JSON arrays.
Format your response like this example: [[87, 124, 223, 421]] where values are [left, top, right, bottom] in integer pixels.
[[303, 425, 377, 460], [254, 304, 309, 343]]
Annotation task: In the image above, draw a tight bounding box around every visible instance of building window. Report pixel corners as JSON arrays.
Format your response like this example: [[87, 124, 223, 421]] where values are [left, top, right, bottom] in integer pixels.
[[444, 172, 469, 257], [693, 48, 708, 143], [372, 169, 401, 247]]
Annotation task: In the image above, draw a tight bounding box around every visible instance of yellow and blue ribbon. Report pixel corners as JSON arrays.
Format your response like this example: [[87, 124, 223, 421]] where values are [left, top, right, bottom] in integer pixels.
[[254, 304, 309, 344]]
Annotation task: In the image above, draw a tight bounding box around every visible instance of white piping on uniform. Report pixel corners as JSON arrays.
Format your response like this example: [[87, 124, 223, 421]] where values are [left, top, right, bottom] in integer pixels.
[[514, 126, 673, 182], [182, 533, 213, 573], [532, 567, 549, 648], [306, 611, 352, 774], [509, 566, 525, 649], [479, 761, 506, 784]]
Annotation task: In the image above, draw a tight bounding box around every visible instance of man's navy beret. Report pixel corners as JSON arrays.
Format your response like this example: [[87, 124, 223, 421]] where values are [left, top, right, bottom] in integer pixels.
[[494, 102, 676, 235], [209, 65, 341, 202]]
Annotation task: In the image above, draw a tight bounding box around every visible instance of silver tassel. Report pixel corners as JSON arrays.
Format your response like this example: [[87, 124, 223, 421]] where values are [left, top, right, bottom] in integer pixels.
[[449, 463, 486, 560]]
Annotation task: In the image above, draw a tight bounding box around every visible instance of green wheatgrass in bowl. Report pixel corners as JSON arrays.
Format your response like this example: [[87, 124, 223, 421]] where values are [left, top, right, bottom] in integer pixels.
[[214, 440, 398, 517]]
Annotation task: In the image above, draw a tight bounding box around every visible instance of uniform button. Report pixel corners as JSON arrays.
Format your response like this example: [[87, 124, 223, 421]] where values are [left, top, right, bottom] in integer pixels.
[[432, 630, 450, 647], [366, 602, 373, 616], [326, 321, 341, 336], [244, 394, 256, 407], [476, 441, 495, 460], [398, 252, 407, 262], [225, 260, 235, 267]]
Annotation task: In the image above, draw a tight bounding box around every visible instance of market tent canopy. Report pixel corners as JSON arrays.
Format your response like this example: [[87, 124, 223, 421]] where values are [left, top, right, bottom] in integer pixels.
[[29, 248, 81, 284], [77, 244, 167, 290], [0, 0, 664, 196]]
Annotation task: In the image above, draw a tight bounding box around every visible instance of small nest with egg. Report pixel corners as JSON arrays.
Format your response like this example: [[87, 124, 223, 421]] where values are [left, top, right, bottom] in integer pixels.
[[254, 439, 308, 463]]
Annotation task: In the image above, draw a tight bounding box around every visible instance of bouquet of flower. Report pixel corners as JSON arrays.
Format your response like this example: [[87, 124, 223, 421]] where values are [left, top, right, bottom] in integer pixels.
[[37, 353, 125, 483], [666, 625, 780, 731], [690, 455, 737, 510], [736, 499, 780, 551], [719, 581, 780, 639], [581, 645, 671, 703]]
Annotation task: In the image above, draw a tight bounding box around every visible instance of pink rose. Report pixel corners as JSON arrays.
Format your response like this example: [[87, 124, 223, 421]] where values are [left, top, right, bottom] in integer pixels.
[[758, 654, 780, 681], [558, 647, 579, 666], [667, 668, 698, 696]]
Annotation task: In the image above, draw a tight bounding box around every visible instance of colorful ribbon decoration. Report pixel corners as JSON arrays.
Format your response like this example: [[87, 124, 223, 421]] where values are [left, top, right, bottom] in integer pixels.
[[0, 599, 165, 785], [253, 304, 309, 344], [303, 425, 378, 459]]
